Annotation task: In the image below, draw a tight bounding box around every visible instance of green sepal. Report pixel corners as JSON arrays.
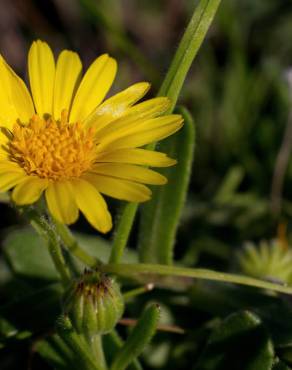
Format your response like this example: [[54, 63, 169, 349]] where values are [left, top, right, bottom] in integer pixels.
[[110, 304, 160, 370], [63, 272, 124, 336], [139, 106, 195, 264], [70, 290, 84, 333], [56, 315, 102, 370]]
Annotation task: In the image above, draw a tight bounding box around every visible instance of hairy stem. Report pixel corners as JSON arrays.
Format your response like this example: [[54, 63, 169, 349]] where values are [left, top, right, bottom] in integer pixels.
[[26, 207, 71, 285], [102, 263, 292, 295]]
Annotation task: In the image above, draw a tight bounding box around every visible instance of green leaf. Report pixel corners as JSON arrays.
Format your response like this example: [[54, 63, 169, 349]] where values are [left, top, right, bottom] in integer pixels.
[[214, 166, 245, 204], [158, 0, 222, 111], [272, 358, 291, 370], [3, 227, 137, 280], [103, 263, 292, 295], [139, 107, 195, 264], [110, 0, 222, 263], [196, 311, 274, 370], [76, 231, 137, 264], [110, 304, 160, 370], [103, 330, 143, 370], [3, 227, 59, 281], [190, 281, 292, 347], [36, 335, 76, 370]]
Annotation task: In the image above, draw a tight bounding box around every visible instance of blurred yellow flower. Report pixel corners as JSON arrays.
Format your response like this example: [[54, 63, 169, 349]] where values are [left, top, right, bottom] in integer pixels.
[[0, 40, 183, 232]]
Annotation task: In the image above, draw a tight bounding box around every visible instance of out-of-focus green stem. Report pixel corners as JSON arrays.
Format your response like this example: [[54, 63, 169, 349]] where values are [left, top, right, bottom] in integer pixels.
[[109, 0, 221, 265], [102, 263, 292, 295], [123, 283, 154, 300]]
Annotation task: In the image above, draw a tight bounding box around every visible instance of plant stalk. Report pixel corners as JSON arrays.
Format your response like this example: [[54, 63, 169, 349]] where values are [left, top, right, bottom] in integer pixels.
[[102, 263, 292, 295], [27, 208, 71, 286], [109, 0, 222, 264]]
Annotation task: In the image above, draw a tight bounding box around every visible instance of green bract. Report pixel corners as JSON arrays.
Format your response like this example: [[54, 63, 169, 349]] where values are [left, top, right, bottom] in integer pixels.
[[63, 271, 124, 336]]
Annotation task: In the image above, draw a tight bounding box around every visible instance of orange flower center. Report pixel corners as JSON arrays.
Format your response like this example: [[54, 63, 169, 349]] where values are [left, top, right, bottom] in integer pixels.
[[9, 111, 96, 180]]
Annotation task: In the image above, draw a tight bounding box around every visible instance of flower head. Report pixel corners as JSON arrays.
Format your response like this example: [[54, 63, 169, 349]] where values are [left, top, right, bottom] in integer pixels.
[[238, 239, 292, 284], [0, 40, 183, 232]]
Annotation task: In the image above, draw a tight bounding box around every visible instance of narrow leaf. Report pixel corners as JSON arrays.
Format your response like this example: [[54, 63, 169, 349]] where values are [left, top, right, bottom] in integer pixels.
[[139, 107, 195, 264], [36, 335, 78, 370], [195, 311, 274, 370], [104, 330, 143, 370], [272, 359, 292, 370], [110, 304, 160, 370], [102, 263, 292, 295], [158, 0, 222, 111], [110, 0, 221, 263]]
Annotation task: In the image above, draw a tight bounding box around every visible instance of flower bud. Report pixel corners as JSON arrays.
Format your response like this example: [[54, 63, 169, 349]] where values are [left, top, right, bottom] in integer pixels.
[[63, 270, 124, 336], [238, 239, 292, 284]]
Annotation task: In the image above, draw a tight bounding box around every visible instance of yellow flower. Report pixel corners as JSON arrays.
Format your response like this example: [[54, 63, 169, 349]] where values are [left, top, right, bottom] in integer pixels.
[[0, 40, 183, 232]]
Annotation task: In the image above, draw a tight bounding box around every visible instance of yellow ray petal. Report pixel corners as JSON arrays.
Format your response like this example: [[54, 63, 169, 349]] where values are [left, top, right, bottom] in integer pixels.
[[84, 173, 152, 202], [0, 56, 34, 124], [97, 115, 183, 152], [0, 58, 16, 126], [0, 170, 27, 192], [45, 181, 79, 224], [121, 96, 171, 119], [94, 97, 170, 140], [105, 121, 182, 150], [28, 40, 55, 117], [12, 176, 48, 205], [70, 54, 117, 123], [0, 160, 23, 171], [0, 149, 9, 160], [96, 148, 176, 167], [92, 163, 167, 185], [53, 50, 82, 120], [83, 82, 150, 129], [71, 178, 112, 233]]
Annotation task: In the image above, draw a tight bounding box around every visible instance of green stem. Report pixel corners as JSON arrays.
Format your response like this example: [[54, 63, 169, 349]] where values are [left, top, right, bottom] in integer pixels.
[[123, 283, 154, 300], [109, 203, 138, 263], [110, 0, 221, 264], [102, 263, 292, 295], [27, 208, 71, 285], [47, 240, 71, 285], [89, 335, 107, 369], [56, 316, 104, 370], [53, 219, 100, 268]]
